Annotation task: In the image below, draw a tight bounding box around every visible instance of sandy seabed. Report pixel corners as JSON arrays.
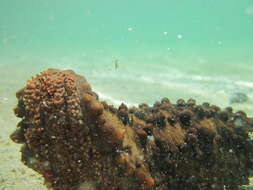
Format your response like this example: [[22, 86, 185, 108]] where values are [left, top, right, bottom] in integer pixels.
[[0, 97, 47, 190]]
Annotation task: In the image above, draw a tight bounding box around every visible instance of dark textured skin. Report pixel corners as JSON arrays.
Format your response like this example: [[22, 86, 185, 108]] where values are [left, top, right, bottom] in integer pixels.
[[10, 69, 253, 190]]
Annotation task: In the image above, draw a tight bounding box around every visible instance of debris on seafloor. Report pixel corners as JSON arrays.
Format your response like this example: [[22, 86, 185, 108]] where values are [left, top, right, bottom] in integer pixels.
[[10, 69, 253, 190]]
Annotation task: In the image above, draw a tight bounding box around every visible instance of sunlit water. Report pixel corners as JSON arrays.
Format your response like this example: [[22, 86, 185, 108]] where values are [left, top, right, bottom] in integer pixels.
[[0, 0, 253, 189]]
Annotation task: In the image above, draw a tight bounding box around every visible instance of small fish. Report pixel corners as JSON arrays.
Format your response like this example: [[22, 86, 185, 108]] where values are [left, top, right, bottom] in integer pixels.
[[114, 59, 119, 70]]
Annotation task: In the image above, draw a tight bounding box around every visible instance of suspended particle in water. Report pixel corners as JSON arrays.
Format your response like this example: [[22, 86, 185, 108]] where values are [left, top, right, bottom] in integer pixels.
[[49, 15, 55, 22], [177, 34, 182, 40], [167, 48, 171, 51], [87, 10, 92, 15], [245, 7, 253, 16], [128, 27, 133, 32], [163, 32, 168, 36], [218, 41, 222, 45]]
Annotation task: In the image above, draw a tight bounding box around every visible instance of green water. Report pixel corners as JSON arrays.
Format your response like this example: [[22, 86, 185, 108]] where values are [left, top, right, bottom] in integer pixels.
[[0, 0, 253, 113], [1, 0, 253, 50], [0, 1, 253, 189]]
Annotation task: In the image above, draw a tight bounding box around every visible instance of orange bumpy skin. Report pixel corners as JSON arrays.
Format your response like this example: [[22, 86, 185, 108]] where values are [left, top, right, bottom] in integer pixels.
[[11, 69, 253, 190]]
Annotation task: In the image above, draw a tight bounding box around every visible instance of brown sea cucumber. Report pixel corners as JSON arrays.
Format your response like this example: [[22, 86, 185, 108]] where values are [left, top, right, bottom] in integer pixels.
[[11, 69, 253, 190]]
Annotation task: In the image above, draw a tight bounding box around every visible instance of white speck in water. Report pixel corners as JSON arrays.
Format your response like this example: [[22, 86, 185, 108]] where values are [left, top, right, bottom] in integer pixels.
[[167, 48, 171, 51], [177, 34, 183, 39], [128, 27, 133, 32], [163, 31, 168, 35], [3, 97, 8, 101], [87, 10, 92, 15], [245, 7, 253, 16], [229, 149, 233, 153], [49, 15, 55, 21], [218, 41, 222, 45]]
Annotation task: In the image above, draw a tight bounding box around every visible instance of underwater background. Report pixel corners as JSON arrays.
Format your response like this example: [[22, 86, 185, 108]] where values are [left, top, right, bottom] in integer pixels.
[[0, 0, 253, 189]]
